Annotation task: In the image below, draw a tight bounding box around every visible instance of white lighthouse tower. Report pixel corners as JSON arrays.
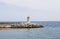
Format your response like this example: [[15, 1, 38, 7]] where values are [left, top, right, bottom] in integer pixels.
[[27, 16, 30, 24]]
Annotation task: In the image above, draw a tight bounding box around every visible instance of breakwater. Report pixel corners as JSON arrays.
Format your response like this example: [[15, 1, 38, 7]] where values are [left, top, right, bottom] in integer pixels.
[[0, 22, 43, 28], [0, 16, 44, 28]]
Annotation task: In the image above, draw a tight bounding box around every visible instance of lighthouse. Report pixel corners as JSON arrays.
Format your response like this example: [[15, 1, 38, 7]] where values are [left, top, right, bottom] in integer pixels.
[[27, 16, 30, 23]]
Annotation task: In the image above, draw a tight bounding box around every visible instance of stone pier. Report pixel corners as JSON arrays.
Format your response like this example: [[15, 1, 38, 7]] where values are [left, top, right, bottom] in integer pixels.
[[0, 16, 43, 28]]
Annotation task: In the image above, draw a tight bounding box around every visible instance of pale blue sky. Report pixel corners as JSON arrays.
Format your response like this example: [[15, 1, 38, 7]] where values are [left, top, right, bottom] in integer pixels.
[[0, 0, 60, 21]]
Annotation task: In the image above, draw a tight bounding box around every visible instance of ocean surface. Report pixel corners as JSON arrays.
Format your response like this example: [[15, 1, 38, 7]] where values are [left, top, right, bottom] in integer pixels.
[[0, 21, 60, 39]]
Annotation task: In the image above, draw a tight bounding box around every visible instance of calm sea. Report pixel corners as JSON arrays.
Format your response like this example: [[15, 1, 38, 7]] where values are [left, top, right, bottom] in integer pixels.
[[0, 21, 60, 39]]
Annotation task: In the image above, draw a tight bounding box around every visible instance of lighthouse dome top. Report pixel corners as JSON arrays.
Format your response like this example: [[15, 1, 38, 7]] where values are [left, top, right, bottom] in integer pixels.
[[27, 16, 30, 18]]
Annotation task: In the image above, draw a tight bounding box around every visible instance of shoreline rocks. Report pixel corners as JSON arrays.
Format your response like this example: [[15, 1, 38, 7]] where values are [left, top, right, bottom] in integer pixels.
[[0, 23, 43, 28]]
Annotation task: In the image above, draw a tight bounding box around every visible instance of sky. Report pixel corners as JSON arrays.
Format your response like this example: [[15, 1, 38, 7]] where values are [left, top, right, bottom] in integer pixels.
[[0, 0, 60, 21]]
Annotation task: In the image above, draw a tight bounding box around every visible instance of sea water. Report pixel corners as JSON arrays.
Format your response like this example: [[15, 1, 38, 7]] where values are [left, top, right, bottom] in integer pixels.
[[0, 21, 60, 39]]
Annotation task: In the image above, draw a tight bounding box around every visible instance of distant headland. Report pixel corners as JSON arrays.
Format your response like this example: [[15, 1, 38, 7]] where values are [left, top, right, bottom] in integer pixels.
[[0, 16, 43, 28]]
